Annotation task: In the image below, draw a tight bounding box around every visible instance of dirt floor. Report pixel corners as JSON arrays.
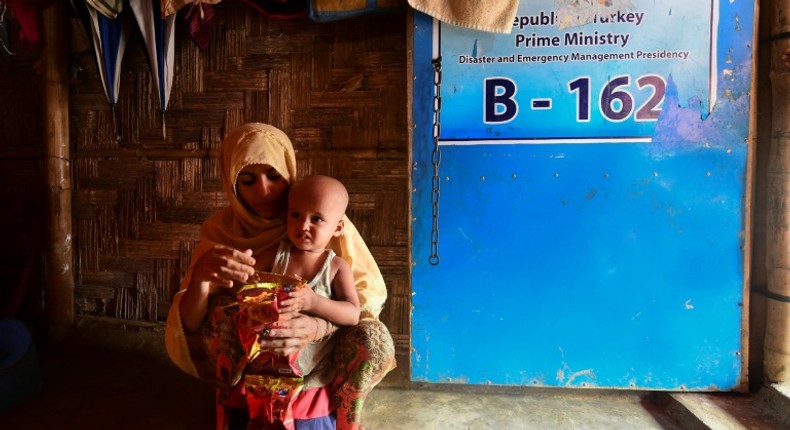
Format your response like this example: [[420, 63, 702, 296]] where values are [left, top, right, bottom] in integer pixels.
[[5, 321, 784, 430], [1, 325, 674, 430], [2, 323, 216, 430], [0, 320, 411, 430], [1, 322, 675, 430]]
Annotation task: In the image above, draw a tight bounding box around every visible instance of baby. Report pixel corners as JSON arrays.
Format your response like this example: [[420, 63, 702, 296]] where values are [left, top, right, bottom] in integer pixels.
[[276, 174, 360, 329], [243, 175, 360, 430]]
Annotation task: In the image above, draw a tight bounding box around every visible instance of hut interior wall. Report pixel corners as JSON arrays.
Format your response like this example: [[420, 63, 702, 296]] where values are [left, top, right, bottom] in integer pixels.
[[66, 6, 410, 359]]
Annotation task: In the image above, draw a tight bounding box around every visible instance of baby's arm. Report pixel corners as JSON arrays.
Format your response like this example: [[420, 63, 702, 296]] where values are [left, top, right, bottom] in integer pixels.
[[282, 257, 360, 326], [322, 257, 360, 325]]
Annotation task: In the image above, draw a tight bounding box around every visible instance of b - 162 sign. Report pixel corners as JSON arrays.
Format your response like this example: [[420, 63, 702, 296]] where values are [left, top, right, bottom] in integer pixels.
[[436, 0, 717, 144]]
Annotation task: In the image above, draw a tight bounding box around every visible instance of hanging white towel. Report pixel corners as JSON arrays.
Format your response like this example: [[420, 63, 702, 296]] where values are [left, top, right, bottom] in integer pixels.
[[407, 0, 520, 34]]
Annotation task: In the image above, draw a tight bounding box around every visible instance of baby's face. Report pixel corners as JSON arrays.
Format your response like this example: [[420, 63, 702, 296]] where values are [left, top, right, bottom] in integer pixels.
[[286, 190, 344, 252]]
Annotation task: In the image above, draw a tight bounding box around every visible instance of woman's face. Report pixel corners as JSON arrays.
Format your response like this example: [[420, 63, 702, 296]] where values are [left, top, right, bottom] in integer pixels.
[[235, 164, 289, 219]]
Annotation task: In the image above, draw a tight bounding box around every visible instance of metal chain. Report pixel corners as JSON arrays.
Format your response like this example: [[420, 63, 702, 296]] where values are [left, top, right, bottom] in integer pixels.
[[429, 56, 442, 265]]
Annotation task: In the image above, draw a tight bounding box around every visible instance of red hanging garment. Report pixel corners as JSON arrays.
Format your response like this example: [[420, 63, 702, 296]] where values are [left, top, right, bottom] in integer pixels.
[[184, 2, 214, 50], [2, 0, 54, 49]]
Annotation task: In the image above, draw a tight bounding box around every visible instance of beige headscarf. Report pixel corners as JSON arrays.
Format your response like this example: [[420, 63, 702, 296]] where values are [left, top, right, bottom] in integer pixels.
[[196, 122, 296, 265], [166, 122, 387, 378]]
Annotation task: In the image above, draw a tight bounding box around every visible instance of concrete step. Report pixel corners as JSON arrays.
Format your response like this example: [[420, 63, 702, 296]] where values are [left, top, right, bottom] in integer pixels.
[[656, 386, 790, 430], [362, 386, 683, 429], [361, 385, 790, 430], [755, 383, 790, 429]]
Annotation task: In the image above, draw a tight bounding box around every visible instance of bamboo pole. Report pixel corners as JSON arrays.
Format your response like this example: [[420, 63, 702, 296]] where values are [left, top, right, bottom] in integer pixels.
[[766, 0, 790, 384], [737, 0, 761, 393], [42, 3, 74, 326], [751, 0, 774, 389]]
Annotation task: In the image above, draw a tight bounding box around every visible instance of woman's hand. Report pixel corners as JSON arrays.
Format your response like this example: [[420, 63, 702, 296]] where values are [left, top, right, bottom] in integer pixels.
[[180, 245, 256, 333], [191, 245, 257, 288], [259, 314, 319, 356]]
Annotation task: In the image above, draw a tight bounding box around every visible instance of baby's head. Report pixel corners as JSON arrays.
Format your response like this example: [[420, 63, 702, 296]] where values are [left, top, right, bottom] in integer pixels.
[[286, 175, 349, 251]]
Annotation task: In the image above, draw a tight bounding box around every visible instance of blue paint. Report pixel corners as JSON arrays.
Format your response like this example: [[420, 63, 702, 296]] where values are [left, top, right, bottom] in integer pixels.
[[412, 143, 744, 389], [411, 0, 753, 391]]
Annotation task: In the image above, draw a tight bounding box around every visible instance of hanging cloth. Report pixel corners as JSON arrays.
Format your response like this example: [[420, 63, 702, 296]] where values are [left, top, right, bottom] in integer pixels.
[[407, 0, 519, 34], [161, 0, 221, 17], [86, 0, 124, 18], [129, 0, 176, 138], [0, 4, 12, 54], [184, 2, 215, 50], [308, 0, 405, 23], [1, 0, 54, 48]]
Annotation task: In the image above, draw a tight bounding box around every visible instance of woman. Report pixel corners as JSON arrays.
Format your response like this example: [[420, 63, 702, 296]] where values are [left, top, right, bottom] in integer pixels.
[[165, 123, 396, 429]]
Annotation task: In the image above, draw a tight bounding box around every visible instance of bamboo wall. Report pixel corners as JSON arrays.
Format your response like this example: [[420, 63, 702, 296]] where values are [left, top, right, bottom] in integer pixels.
[[67, 5, 410, 359]]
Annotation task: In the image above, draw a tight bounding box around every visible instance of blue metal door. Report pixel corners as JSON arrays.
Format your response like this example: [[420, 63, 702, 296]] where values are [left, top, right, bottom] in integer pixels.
[[411, 0, 754, 391]]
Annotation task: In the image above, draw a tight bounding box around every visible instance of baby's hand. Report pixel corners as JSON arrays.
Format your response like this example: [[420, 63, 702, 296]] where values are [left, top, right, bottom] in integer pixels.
[[279, 286, 317, 317]]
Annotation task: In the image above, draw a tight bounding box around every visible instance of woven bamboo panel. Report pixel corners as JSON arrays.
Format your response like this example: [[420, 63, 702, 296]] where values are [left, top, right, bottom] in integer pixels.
[[69, 6, 410, 348]]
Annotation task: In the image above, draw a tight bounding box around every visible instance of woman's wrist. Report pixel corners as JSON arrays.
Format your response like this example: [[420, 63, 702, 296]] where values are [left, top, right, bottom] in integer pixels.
[[310, 317, 323, 343], [310, 317, 337, 344], [308, 317, 316, 342]]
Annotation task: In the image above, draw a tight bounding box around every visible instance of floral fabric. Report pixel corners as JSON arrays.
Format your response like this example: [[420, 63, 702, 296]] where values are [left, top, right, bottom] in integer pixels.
[[201, 291, 396, 429]]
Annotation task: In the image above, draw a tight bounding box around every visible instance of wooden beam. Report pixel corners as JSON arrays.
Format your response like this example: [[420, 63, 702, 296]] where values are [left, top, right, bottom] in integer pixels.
[[43, 2, 74, 326], [767, 0, 790, 384]]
